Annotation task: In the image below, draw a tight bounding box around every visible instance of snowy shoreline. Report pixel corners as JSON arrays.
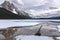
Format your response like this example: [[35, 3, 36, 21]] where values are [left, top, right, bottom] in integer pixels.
[[15, 35, 54, 40]]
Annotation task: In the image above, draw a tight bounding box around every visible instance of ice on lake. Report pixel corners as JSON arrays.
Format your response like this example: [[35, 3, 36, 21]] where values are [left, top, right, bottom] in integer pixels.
[[0, 20, 40, 29], [0, 20, 60, 29]]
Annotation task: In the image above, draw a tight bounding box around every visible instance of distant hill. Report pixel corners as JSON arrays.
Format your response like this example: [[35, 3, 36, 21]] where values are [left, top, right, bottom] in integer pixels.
[[0, 7, 31, 19], [40, 16, 60, 19], [32, 16, 60, 19], [48, 16, 60, 19]]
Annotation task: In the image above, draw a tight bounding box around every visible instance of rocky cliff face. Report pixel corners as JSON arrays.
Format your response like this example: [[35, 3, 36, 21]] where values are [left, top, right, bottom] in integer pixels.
[[1, 1, 15, 11]]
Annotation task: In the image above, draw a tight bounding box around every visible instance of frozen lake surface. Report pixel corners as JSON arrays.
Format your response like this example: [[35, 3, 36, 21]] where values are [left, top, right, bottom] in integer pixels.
[[0, 19, 60, 29], [0, 20, 40, 28]]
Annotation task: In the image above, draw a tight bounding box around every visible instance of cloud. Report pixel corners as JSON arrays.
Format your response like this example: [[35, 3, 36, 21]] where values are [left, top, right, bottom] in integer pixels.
[[17, 0, 24, 5], [9, 0, 24, 5], [27, 8, 60, 18], [52, 0, 60, 8], [27, 9, 48, 18], [22, 0, 48, 8], [0, 0, 4, 4], [22, 0, 60, 10]]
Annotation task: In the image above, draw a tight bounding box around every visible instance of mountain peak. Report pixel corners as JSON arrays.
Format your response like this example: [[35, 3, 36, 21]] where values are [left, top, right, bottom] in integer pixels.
[[1, 0, 15, 11]]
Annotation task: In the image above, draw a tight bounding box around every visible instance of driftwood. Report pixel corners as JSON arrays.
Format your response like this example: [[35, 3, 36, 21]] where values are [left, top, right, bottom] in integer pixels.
[[35, 25, 42, 36]]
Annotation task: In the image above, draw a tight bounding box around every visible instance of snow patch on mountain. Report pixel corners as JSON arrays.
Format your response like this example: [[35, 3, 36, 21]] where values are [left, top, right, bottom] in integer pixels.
[[12, 9, 18, 14]]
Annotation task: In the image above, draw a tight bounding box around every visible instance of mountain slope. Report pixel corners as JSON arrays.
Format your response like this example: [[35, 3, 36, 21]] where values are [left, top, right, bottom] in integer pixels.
[[0, 7, 31, 19]]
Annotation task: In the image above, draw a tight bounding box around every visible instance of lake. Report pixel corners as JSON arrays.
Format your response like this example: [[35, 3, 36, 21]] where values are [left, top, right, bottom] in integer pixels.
[[0, 19, 60, 28]]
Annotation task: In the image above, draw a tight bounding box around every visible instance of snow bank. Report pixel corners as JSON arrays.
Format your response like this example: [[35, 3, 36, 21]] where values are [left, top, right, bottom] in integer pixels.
[[15, 35, 54, 40], [57, 25, 60, 32], [56, 37, 60, 40]]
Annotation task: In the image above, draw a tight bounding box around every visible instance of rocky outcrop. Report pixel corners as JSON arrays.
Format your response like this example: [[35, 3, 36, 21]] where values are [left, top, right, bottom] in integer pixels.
[[1, 1, 15, 11]]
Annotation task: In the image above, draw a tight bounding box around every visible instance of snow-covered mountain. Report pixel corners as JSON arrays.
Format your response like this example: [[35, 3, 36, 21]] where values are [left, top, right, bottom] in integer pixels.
[[0, 0, 31, 19], [0, 0, 19, 14], [0, 0, 28, 15]]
